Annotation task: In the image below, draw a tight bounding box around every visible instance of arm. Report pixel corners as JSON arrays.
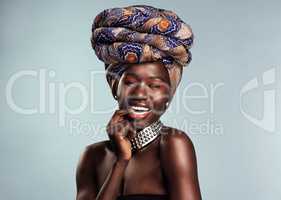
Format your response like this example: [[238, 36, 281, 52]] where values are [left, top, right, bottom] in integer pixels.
[[160, 131, 202, 200], [76, 145, 129, 200], [95, 159, 128, 200], [76, 145, 98, 200]]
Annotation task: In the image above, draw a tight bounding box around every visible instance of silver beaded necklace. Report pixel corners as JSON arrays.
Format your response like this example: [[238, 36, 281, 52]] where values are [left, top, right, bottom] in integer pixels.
[[129, 120, 163, 152]]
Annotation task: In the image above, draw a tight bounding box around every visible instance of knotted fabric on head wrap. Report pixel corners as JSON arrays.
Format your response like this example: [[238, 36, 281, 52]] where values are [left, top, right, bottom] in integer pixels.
[[91, 5, 194, 96]]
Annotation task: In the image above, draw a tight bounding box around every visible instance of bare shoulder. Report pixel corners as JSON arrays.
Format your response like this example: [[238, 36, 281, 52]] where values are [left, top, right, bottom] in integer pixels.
[[160, 126, 195, 154], [159, 127, 201, 199], [159, 126, 198, 172], [84, 140, 112, 156], [76, 140, 112, 197], [77, 140, 112, 166]]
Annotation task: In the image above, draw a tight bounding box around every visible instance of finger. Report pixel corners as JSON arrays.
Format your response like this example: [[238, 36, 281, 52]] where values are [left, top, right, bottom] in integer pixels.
[[116, 109, 130, 116], [109, 121, 129, 138], [107, 114, 132, 138], [107, 123, 122, 136], [111, 110, 128, 123], [107, 119, 127, 137], [123, 121, 136, 137], [115, 109, 128, 115], [107, 117, 126, 131]]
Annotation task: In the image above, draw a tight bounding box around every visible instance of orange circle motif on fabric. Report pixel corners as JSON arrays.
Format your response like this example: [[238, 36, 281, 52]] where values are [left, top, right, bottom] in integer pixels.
[[159, 19, 170, 31], [125, 52, 138, 63]]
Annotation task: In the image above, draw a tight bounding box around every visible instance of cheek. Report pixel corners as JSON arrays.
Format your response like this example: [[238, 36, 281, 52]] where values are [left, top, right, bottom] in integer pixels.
[[154, 86, 170, 99], [117, 85, 132, 105], [150, 90, 170, 107]]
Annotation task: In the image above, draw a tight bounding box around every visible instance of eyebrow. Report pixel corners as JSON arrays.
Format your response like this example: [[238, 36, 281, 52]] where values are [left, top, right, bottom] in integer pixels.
[[125, 73, 167, 82]]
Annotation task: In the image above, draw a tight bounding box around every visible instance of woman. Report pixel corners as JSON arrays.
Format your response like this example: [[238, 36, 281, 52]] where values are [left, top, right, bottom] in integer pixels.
[[76, 5, 201, 200]]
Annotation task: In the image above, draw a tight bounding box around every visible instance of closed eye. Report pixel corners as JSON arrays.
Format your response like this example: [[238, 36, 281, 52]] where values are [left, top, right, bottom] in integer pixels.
[[148, 83, 162, 89], [124, 80, 135, 85]]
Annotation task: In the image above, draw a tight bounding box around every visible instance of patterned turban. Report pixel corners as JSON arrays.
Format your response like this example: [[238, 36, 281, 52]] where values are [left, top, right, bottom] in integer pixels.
[[91, 5, 194, 96]]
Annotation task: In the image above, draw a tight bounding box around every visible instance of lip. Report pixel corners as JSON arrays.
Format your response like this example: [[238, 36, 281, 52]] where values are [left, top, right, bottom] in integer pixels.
[[127, 105, 152, 119], [128, 110, 152, 119], [128, 102, 150, 108]]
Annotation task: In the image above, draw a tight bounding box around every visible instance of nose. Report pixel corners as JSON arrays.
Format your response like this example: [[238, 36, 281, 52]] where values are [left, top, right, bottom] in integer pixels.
[[131, 82, 148, 100]]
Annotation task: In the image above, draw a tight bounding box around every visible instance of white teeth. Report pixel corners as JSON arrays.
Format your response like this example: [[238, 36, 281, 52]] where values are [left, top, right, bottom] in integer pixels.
[[130, 106, 149, 111], [130, 110, 149, 115]]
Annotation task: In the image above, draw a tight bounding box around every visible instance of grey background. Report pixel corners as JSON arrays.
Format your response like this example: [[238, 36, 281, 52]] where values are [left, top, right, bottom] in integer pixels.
[[1, 0, 280, 199]]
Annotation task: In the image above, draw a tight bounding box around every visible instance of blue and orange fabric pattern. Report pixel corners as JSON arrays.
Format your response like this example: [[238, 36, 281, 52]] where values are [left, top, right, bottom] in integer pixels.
[[91, 5, 194, 95]]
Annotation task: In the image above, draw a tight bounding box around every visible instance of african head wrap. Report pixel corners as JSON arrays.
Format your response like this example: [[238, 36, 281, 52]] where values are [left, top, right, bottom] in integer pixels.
[[91, 5, 194, 96]]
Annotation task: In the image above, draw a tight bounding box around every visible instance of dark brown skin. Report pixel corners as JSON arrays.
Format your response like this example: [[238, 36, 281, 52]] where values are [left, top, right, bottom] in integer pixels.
[[76, 62, 202, 200]]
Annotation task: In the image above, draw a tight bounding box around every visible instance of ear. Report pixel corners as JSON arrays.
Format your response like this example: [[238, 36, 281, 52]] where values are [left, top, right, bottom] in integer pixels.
[[111, 80, 119, 100]]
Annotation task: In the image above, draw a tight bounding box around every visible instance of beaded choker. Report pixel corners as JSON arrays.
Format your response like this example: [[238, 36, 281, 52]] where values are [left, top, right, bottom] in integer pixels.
[[129, 120, 163, 152]]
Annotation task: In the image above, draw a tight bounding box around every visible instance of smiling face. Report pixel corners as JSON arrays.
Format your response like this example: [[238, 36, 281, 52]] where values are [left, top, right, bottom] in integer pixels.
[[116, 61, 172, 130]]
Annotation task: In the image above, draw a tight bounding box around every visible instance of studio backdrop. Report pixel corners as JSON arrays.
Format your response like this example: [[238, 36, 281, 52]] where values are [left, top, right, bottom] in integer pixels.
[[0, 0, 280, 199]]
